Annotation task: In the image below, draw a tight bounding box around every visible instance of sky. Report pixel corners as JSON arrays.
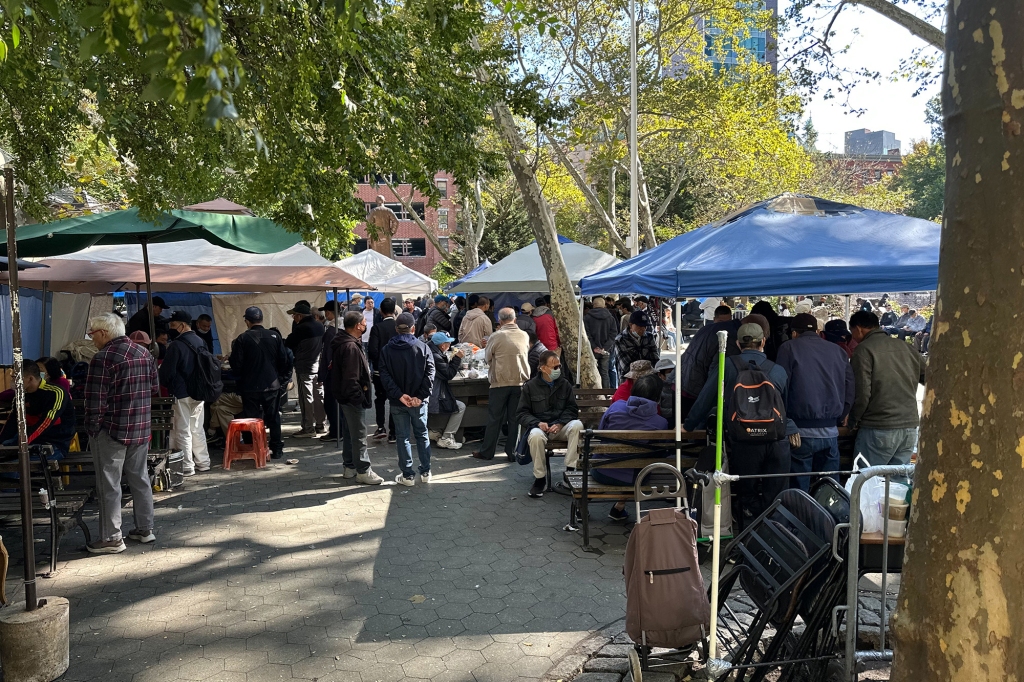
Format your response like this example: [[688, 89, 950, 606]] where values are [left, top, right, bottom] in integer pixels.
[[779, 2, 944, 154]]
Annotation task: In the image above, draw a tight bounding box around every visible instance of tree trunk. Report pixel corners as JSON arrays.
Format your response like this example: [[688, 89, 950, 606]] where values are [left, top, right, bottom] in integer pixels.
[[491, 102, 600, 388], [890, 3, 1024, 680], [635, 158, 658, 250], [462, 195, 481, 270]]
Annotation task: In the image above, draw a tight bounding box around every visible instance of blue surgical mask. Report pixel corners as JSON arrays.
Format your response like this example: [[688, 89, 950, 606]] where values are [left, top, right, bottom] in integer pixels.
[[549, 368, 561, 381]]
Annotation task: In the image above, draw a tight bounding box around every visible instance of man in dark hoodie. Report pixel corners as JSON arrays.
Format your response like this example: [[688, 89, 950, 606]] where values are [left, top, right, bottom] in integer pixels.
[[331, 312, 384, 485], [677, 305, 739, 420], [775, 313, 855, 491], [367, 297, 399, 442], [584, 297, 619, 388], [285, 301, 325, 437], [379, 313, 436, 486]]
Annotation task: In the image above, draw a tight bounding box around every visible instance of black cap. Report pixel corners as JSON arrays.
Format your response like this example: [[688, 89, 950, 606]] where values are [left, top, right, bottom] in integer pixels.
[[395, 313, 416, 331], [320, 300, 340, 313], [629, 310, 651, 327], [791, 313, 818, 333], [244, 306, 263, 322], [169, 310, 192, 324], [287, 301, 313, 315], [152, 296, 167, 308]]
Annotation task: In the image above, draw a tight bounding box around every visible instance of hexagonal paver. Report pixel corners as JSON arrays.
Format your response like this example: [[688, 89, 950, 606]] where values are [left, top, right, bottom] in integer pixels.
[[441, 647, 486, 671], [177, 656, 226, 680]]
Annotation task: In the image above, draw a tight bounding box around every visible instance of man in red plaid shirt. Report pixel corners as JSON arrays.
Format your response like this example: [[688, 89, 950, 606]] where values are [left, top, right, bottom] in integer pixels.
[[84, 312, 160, 554]]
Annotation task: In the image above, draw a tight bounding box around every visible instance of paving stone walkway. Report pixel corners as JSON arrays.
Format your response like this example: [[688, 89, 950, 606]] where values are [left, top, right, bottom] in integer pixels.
[[4, 416, 638, 682]]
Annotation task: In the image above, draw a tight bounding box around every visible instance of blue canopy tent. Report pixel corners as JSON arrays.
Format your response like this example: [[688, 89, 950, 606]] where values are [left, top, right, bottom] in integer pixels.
[[580, 194, 941, 297], [444, 259, 492, 293]]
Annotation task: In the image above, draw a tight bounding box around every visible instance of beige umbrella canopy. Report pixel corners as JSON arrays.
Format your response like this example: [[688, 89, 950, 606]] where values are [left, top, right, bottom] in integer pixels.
[[182, 197, 254, 216]]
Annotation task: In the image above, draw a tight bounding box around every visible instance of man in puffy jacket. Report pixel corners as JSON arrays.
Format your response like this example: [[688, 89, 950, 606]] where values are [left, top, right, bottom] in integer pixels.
[[677, 305, 739, 418], [379, 313, 436, 485], [775, 313, 855, 491], [517, 350, 582, 499], [584, 297, 619, 388], [458, 296, 492, 347], [331, 312, 384, 485], [472, 308, 530, 461], [613, 310, 660, 379], [531, 299, 560, 352], [229, 307, 291, 459], [428, 332, 466, 450], [285, 301, 325, 438]]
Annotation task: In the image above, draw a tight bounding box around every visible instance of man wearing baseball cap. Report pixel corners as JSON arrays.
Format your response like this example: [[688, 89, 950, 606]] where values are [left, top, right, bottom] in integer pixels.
[[126, 295, 167, 337], [427, 331, 467, 449], [684, 321, 795, 527], [378, 313, 436, 485], [775, 313, 855, 491], [229, 306, 292, 459], [159, 311, 216, 475], [613, 310, 660, 380], [285, 300, 326, 438]]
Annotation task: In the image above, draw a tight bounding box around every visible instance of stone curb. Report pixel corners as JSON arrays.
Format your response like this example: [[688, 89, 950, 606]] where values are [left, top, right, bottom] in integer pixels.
[[542, 619, 626, 682]]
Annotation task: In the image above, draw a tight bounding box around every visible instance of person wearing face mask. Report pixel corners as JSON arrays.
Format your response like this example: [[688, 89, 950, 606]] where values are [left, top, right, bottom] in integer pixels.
[[159, 311, 213, 475], [613, 310, 660, 381], [516, 351, 584, 499]]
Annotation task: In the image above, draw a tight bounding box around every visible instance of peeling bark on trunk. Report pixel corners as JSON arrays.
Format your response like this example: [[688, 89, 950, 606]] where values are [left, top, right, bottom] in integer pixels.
[[890, 3, 1024, 680], [635, 158, 658, 250], [491, 102, 600, 388]]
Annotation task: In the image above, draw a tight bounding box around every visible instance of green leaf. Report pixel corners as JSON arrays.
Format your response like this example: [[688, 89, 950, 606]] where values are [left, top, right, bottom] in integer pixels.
[[75, 156, 85, 172], [78, 5, 105, 28], [140, 76, 176, 101], [140, 52, 166, 74], [184, 76, 206, 101], [11, 24, 20, 49], [0, 39, 7, 62], [37, 0, 58, 16], [78, 31, 107, 60]]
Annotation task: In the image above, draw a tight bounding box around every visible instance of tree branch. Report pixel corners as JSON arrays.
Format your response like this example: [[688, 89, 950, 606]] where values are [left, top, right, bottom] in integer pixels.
[[846, 0, 943, 49], [653, 166, 687, 222], [383, 180, 453, 261]]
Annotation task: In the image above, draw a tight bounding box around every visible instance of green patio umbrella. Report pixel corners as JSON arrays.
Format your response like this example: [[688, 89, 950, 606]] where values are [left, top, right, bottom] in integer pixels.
[[2, 207, 303, 342]]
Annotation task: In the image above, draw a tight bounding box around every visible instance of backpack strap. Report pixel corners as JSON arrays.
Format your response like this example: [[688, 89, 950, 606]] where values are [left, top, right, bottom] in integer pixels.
[[729, 355, 748, 373]]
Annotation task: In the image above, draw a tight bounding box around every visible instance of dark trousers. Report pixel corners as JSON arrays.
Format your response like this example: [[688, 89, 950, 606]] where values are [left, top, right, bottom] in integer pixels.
[[323, 379, 340, 438], [241, 390, 283, 455], [372, 373, 395, 436], [728, 438, 790, 529], [595, 353, 610, 389], [340, 403, 372, 473], [478, 385, 522, 459]]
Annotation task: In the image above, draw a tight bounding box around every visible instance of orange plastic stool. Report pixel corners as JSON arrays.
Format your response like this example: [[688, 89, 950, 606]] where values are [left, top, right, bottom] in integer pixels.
[[223, 419, 268, 469]]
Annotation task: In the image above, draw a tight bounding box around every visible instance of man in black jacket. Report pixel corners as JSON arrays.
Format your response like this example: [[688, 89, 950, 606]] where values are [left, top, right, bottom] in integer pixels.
[[285, 301, 325, 438], [194, 314, 215, 353], [318, 301, 342, 441], [126, 296, 166, 337], [379, 313, 435, 486], [331, 312, 384, 485], [422, 295, 453, 334], [676, 305, 739, 420], [367, 298, 399, 441], [583, 297, 619, 388], [613, 310, 660, 379], [517, 350, 583, 498], [427, 332, 466, 450], [159, 311, 212, 475], [229, 306, 292, 459]]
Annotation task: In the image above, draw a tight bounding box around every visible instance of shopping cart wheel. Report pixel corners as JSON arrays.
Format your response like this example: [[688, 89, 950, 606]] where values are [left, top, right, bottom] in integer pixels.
[[628, 646, 644, 682]]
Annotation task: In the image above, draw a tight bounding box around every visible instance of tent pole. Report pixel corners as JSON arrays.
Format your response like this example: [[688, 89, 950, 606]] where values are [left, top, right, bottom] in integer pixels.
[[844, 294, 851, 321], [140, 238, 157, 356], [134, 283, 141, 316], [675, 299, 682, 507], [576, 295, 583, 385], [4, 167, 38, 611], [40, 280, 48, 357], [334, 287, 340, 451]]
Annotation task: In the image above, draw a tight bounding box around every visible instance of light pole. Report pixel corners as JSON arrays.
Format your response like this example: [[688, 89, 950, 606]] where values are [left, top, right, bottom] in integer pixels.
[[628, 0, 639, 257]]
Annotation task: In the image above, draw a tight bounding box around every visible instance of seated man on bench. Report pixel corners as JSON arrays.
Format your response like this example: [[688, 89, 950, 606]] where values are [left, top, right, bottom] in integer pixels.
[[595, 374, 668, 522], [518, 350, 583, 499], [0, 362, 75, 462]]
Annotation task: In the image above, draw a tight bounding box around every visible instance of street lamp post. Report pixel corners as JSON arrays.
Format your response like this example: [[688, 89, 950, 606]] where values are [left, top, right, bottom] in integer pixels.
[[629, 0, 639, 258]]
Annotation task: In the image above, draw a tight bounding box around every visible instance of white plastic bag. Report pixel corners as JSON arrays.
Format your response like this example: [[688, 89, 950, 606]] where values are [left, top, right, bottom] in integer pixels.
[[845, 454, 885, 533]]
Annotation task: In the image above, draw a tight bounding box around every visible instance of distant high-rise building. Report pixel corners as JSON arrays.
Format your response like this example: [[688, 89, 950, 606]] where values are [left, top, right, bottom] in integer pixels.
[[702, 0, 778, 72], [844, 129, 902, 156]]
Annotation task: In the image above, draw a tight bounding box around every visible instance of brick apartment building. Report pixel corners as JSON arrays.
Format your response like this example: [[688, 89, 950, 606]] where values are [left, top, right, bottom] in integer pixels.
[[352, 173, 457, 276], [828, 128, 904, 190]]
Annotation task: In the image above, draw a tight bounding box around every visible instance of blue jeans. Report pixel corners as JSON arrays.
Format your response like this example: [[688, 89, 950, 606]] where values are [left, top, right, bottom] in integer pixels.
[[789, 436, 839, 491], [391, 401, 431, 477], [856, 427, 918, 470]]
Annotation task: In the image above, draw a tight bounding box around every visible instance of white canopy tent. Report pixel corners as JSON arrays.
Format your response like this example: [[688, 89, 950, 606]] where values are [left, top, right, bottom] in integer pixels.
[[45, 239, 332, 267], [454, 238, 620, 294], [334, 249, 437, 296]]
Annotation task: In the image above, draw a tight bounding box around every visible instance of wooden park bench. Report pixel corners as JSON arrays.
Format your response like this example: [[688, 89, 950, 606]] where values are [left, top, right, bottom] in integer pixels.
[[540, 387, 615, 492], [0, 445, 94, 577], [565, 428, 707, 548]]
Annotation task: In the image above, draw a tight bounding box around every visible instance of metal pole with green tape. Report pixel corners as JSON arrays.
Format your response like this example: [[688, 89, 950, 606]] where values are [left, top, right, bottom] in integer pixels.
[[708, 329, 728, 663]]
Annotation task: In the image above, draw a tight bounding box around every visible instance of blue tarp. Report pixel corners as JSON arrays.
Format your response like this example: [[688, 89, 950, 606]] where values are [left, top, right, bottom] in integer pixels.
[[445, 260, 492, 293], [0, 287, 47, 363], [579, 195, 941, 298]]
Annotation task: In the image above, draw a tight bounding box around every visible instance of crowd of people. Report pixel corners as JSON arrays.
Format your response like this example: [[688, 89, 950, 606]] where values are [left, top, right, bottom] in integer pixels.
[[0, 288, 931, 554]]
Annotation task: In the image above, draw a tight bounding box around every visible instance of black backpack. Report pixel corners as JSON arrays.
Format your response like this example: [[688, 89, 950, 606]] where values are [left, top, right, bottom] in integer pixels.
[[726, 356, 786, 442], [183, 338, 224, 403]]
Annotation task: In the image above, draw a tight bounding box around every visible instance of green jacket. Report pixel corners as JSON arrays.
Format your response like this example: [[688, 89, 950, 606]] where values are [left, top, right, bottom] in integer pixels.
[[850, 328, 927, 429]]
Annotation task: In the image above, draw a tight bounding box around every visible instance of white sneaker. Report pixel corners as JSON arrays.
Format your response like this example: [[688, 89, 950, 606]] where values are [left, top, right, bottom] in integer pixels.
[[357, 469, 384, 485], [342, 467, 357, 479], [436, 437, 462, 450], [395, 474, 416, 487], [419, 471, 432, 483]]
